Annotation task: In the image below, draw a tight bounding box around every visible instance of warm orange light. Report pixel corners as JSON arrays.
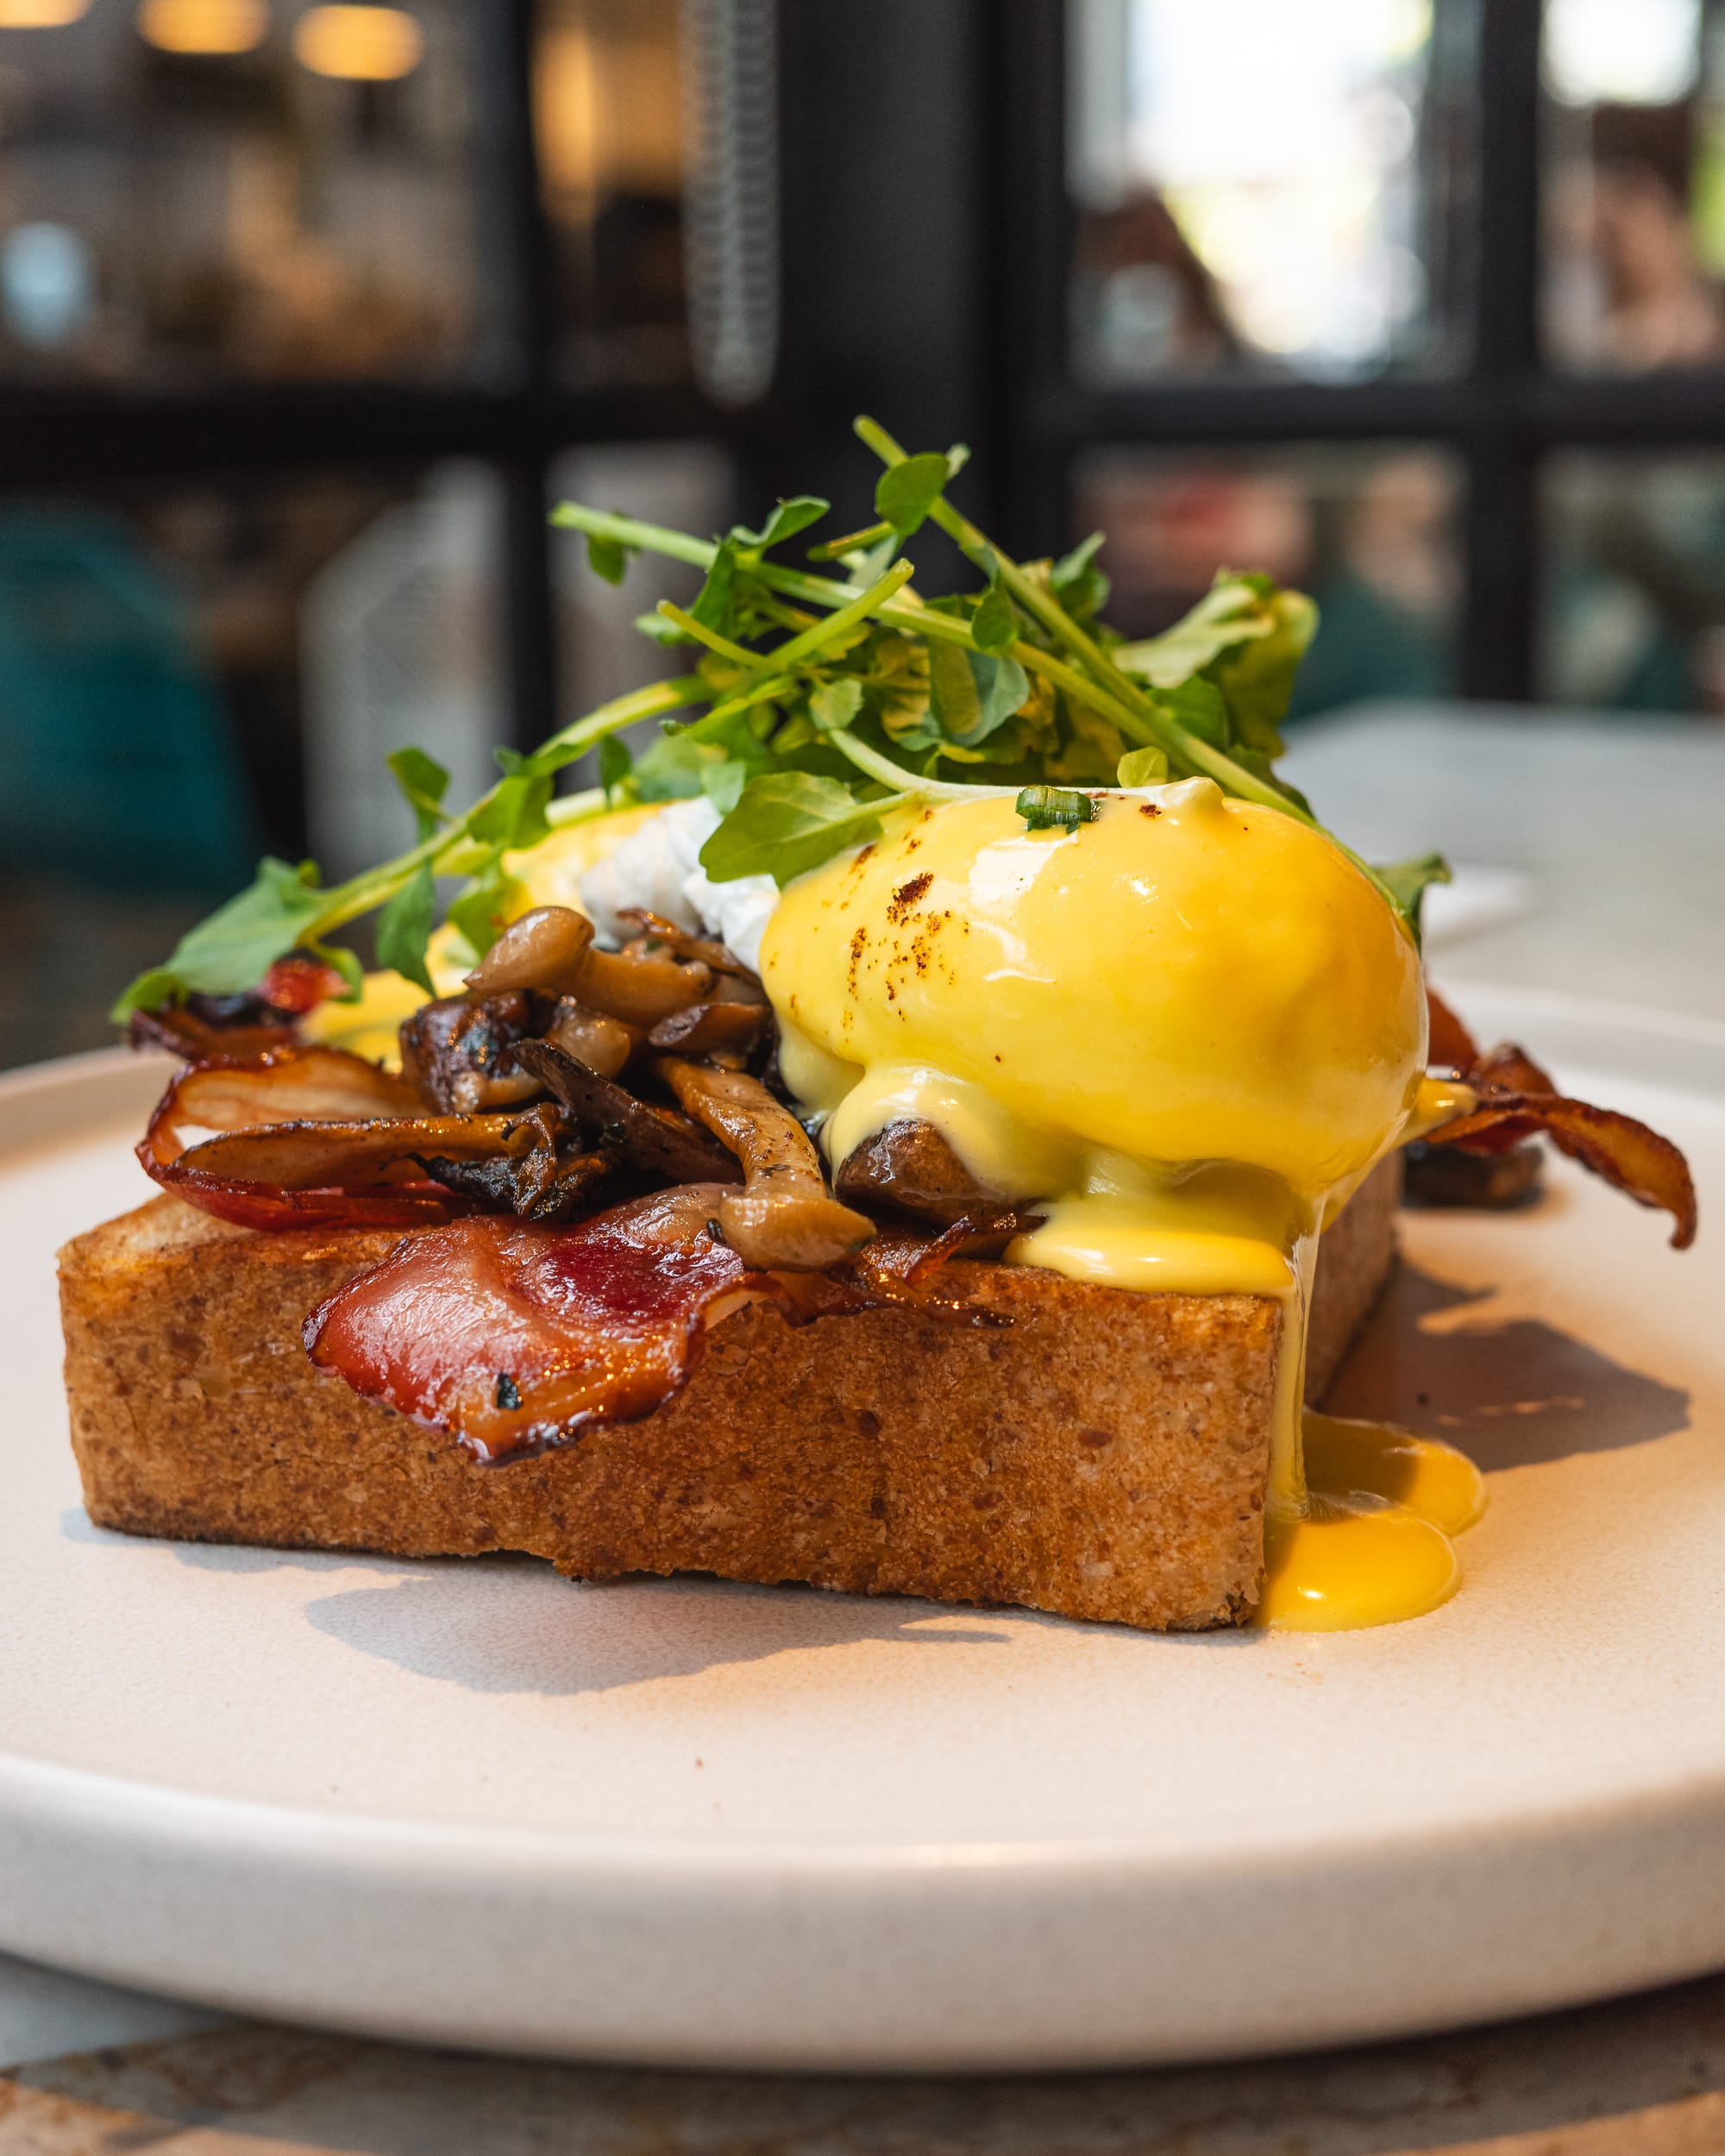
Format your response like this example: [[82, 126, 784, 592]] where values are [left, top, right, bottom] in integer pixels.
[[292, 3, 423, 79], [0, 0, 91, 26], [137, 0, 267, 53]]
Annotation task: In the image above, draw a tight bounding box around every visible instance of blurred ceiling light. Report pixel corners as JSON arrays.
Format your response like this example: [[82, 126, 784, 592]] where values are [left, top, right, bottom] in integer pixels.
[[138, 0, 267, 53], [0, 0, 90, 26], [293, 4, 423, 80], [1545, 0, 1699, 107], [0, 222, 94, 346]]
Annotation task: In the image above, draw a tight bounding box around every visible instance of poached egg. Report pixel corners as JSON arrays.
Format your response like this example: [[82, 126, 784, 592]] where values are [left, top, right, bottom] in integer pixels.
[[759, 780, 1484, 1629]]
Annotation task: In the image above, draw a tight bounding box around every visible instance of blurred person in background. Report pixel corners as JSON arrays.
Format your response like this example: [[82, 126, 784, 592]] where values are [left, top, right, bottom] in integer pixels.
[[1080, 448, 1456, 719]]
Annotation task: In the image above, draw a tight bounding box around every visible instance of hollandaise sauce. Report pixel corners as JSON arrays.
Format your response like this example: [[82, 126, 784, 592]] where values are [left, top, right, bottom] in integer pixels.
[[761, 780, 1487, 1633]]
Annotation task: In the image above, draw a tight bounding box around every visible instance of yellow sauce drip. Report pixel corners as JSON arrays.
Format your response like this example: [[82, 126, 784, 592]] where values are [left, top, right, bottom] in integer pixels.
[[1259, 1412, 1486, 1630]]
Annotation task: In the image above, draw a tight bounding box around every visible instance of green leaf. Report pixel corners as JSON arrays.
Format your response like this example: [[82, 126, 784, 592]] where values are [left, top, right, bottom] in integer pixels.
[[699, 773, 890, 887], [447, 862, 520, 962], [928, 642, 1030, 748], [632, 730, 727, 801], [970, 577, 1018, 655], [1214, 587, 1319, 755], [1050, 532, 1110, 622], [1117, 745, 1170, 786], [586, 530, 632, 585], [111, 968, 185, 1021], [1112, 577, 1277, 689], [731, 496, 829, 552], [1165, 677, 1230, 749], [306, 938, 366, 1002], [375, 862, 438, 992], [111, 856, 329, 1016], [632, 608, 687, 647], [386, 747, 450, 841], [470, 771, 553, 854], [689, 541, 740, 634], [1376, 852, 1452, 931], [1015, 786, 1096, 833], [875, 452, 954, 537], [701, 758, 751, 815], [808, 677, 864, 734], [1230, 745, 1312, 816], [598, 733, 633, 805]]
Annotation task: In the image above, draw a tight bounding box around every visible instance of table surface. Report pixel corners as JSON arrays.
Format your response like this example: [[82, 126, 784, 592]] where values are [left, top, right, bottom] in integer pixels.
[[6, 701, 1724, 2154]]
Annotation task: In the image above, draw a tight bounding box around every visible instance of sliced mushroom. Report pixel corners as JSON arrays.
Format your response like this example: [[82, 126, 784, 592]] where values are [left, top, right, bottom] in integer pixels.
[[542, 996, 637, 1081], [574, 944, 712, 1027], [615, 907, 756, 978], [834, 1116, 1018, 1227], [646, 1000, 767, 1061], [656, 1056, 875, 1269], [420, 1142, 612, 1223], [511, 1038, 740, 1184], [399, 993, 544, 1115], [172, 1103, 564, 1194], [464, 906, 594, 997]]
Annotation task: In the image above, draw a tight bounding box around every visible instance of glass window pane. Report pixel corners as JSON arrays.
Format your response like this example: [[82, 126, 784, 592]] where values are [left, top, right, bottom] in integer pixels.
[[1540, 450, 1725, 707], [1068, 0, 1477, 384], [1075, 444, 1463, 714], [536, 0, 692, 390], [1541, 0, 1725, 372], [0, 1, 486, 382], [0, 460, 506, 1067]]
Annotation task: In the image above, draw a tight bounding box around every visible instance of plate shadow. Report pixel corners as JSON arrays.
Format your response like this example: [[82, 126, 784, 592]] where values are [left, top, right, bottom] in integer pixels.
[[1323, 1263, 1692, 1469], [304, 1570, 1023, 1698]]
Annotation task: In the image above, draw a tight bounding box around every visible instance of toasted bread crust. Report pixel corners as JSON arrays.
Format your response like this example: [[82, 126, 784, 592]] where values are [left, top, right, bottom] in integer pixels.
[[60, 1160, 1397, 1632]]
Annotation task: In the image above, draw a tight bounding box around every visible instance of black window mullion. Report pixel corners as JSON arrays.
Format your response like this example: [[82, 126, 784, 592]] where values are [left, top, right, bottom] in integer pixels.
[[480, 0, 560, 755], [1459, 0, 1544, 702]]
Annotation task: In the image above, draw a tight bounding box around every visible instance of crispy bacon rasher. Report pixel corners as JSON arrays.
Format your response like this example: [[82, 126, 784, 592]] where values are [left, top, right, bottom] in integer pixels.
[[1422, 987, 1697, 1249], [138, 1048, 468, 1231], [304, 1186, 890, 1461]]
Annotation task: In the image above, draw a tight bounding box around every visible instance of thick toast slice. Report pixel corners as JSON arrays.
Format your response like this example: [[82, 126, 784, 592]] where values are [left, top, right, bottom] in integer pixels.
[[59, 1159, 1398, 1631]]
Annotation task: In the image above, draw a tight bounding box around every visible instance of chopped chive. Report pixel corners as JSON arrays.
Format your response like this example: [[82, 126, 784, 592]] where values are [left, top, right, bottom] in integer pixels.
[[1015, 786, 1097, 833]]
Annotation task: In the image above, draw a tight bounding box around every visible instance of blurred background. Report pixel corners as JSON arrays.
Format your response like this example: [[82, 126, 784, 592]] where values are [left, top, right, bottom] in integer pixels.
[[2, 0, 1723, 1062]]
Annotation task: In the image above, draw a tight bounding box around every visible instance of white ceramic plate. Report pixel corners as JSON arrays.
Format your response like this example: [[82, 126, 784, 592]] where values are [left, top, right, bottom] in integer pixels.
[[2, 989, 1723, 2072]]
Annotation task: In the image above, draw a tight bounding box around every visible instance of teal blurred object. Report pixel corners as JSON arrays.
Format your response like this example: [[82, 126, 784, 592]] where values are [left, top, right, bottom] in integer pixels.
[[0, 508, 260, 895]]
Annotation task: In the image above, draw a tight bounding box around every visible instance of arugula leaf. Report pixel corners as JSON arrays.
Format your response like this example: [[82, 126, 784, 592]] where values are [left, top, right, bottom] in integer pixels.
[[1117, 745, 1170, 786], [306, 938, 365, 1001], [586, 530, 632, 585], [701, 759, 751, 815], [970, 574, 1018, 655], [447, 863, 520, 962], [1112, 577, 1276, 689], [1213, 587, 1319, 755], [1376, 853, 1452, 931], [875, 452, 954, 537], [1050, 532, 1110, 622], [470, 767, 553, 853], [699, 772, 894, 886], [386, 747, 450, 841], [111, 856, 329, 1017], [731, 496, 829, 553], [689, 542, 740, 636], [1165, 677, 1230, 750], [374, 862, 438, 992], [1229, 745, 1312, 815], [598, 733, 633, 805], [928, 642, 1030, 748], [631, 730, 727, 800], [808, 677, 864, 734]]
